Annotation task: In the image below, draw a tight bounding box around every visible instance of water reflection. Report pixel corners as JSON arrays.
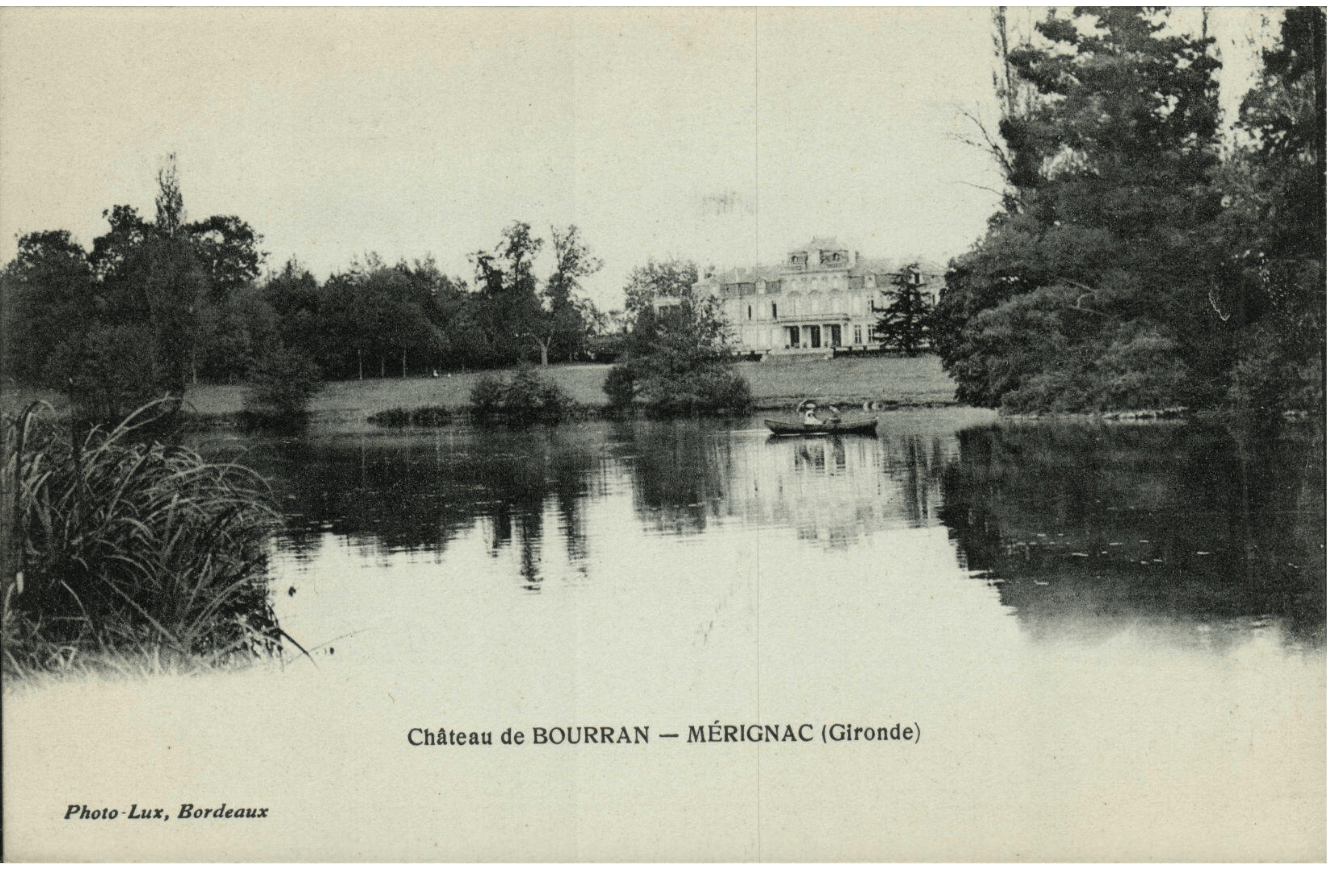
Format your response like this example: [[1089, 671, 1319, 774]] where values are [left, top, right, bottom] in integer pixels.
[[712, 431, 952, 548], [195, 413, 1324, 646], [203, 427, 604, 589], [940, 421, 1325, 647], [623, 420, 735, 534]]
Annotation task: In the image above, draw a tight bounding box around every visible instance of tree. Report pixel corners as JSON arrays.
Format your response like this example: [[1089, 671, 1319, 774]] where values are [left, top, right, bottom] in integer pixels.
[[606, 291, 750, 415], [467, 222, 601, 367], [89, 204, 154, 284], [184, 215, 265, 302], [2, 157, 268, 419], [243, 345, 323, 421], [875, 266, 933, 356], [425, 270, 497, 371], [469, 222, 543, 366], [621, 258, 698, 320], [263, 258, 323, 362], [154, 153, 186, 236], [933, 8, 1227, 412], [196, 283, 280, 383], [314, 260, 442, 380], [1215, 8, 1325, 413], [0, 231, 96, 386], [527, 225, 602, 366], [138, 233, 210, 398], [71, 201, 210, 417]]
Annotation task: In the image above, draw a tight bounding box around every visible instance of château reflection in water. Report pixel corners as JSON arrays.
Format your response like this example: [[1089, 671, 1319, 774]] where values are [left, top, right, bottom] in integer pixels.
[[623, 419, 951, 543], [195, 412, 1324, 644], [722, 431, 951, 547]]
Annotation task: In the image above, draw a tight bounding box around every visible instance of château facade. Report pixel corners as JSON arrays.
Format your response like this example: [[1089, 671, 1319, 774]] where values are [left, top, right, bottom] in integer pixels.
[[688, 238, 944, 358]]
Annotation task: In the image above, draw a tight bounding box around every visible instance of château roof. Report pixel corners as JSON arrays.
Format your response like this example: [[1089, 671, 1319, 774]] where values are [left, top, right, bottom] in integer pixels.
[[699, 258, 944, 286], [793, 236, 846, 252], [697, 264, 783, 286], [694, 243, 946, 293]]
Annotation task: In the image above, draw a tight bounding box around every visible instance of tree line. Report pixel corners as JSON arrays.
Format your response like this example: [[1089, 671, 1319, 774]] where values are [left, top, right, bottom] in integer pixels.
[[934, 7, 1325, 415], [1, 159, 613, 420]]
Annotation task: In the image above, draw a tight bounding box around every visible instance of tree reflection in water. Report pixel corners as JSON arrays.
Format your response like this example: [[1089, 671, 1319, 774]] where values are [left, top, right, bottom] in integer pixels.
[[621, 419, 736, 535], [940, 421, 1326, 647], [206, 426, 602, 590], [195, 414, 1324, 645]]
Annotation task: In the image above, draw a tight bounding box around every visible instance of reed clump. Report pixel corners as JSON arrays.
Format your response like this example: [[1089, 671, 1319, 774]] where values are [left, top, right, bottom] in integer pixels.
[[367, 405, 453, 428], [1, 402, 283, 678]]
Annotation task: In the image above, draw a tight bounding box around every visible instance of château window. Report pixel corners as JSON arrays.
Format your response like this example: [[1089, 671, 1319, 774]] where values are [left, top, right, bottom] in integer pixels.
[[853, 325, 862, 345], [747, 304, 753, 320], [771, 302, 778, 320]]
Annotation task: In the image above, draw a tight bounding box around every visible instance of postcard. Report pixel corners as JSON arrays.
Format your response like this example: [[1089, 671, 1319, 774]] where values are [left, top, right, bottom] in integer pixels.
[[2, 7, 1323, 862]]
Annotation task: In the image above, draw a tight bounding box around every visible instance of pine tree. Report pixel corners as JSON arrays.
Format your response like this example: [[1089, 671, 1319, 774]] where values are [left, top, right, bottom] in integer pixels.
[[875, 266, 932, 356]]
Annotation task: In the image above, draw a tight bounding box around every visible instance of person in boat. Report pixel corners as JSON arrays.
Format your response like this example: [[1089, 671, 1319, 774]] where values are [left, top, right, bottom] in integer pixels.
[[824, 404, 842, 426], [800, 400, 822, 427]]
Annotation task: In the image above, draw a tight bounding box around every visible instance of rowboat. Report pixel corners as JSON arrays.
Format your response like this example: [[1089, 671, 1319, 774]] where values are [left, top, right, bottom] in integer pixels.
[[765, 417, 878, 437]]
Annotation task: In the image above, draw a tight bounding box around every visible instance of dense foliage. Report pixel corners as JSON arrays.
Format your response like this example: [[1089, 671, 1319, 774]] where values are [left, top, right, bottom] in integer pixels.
[[1, 158, 267, 422], [259, 242, 595, 382], [606, 287, 753, 416], [1215, 8, 1326, 413], [2, 170, 617, 423], [242, 347, 324, 421], [934, 8, 1324, 415], [469, 364, 576, 424]]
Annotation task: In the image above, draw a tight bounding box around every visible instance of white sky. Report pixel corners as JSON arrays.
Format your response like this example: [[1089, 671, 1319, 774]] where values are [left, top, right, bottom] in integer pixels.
[[0, 7, 1273, 311]]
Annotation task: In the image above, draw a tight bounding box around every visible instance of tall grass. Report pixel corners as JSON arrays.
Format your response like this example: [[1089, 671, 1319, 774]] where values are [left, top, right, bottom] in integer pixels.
[[2, 401, 283, 677]]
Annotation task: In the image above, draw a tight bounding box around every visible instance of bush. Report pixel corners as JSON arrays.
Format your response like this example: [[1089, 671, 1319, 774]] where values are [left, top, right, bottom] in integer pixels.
[[368, 405, 453, 427], [2, 402, 283, 676], [243, 347, 322, 421], [627, 358, 752, 417], [1228, 327, 1323, 417], [603, 364, 637, 409], [642, 365, 753, 416], [702, 368, 754, 414], [468, 373, 508, 417], [616, 295, 752, 417], [469, 365, 575, 424]]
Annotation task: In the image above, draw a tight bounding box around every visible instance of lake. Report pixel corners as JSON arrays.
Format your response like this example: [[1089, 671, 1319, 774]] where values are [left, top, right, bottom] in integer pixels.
[[196, 410, 1324, 664], [21, 409, 1315, 860]]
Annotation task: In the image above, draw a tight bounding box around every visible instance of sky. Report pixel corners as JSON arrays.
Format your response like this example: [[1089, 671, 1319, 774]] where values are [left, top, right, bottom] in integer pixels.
[[0, 7, 1274, 311]]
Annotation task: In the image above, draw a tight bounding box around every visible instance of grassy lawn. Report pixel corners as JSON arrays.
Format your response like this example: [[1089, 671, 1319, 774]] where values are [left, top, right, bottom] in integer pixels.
[[179, 364, 621, 421], [735, 354, 955, 407], [3, 355, 957, 421]]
